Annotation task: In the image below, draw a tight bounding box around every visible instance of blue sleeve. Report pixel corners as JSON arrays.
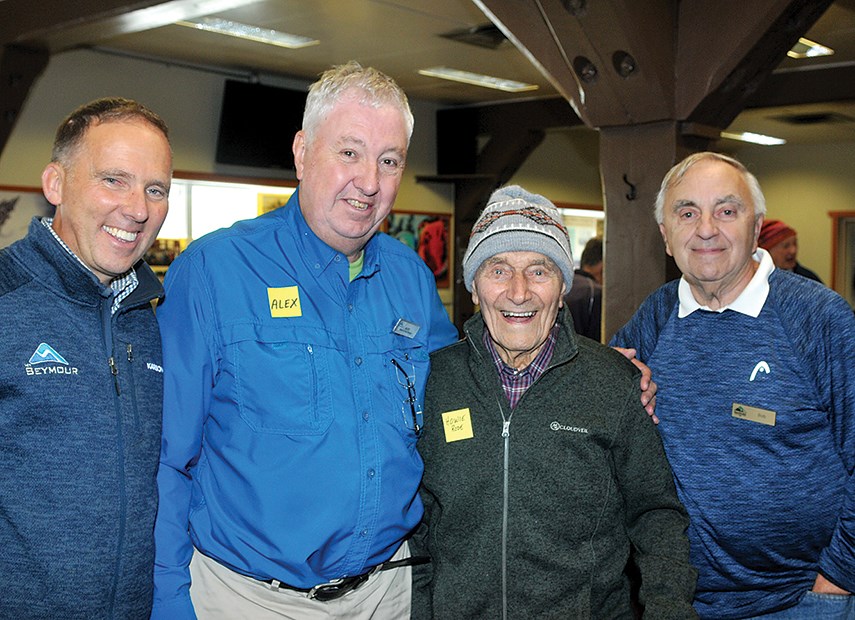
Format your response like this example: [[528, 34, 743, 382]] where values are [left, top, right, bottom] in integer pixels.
[[151, 255, 216, 620], [813, 295, 855, 592], [608, 285, 676, 363]]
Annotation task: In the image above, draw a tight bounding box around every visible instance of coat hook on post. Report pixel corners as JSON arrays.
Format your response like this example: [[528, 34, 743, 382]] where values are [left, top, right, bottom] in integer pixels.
[[623, 174, 637, 201]]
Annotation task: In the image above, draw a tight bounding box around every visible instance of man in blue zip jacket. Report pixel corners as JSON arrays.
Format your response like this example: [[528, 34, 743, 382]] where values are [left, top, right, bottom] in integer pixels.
[[0, 98, 173, 619]]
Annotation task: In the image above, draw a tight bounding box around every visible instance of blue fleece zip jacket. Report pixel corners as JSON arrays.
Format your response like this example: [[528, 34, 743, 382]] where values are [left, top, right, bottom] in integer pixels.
[[611, 270, 855, 618], [0, 218, 165, 619]]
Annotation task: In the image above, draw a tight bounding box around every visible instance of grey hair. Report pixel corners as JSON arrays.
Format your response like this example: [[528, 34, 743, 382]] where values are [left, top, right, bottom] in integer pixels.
[[301, 61, 414, 145], [653, 152, 766, 224]]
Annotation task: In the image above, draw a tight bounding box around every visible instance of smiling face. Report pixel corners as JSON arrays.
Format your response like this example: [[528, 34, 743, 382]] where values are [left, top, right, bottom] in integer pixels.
[[42, 119, 172, 284], [659, 159, 762, 308], [472, 251, 566, 370], [292, 90, 408, 261]]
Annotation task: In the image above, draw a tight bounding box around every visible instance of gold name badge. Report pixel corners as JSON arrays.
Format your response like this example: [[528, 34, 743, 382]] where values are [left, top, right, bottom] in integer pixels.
[[267, 286, 302, 318], [732, 402, 776, 426], [442, 408, 474, 443]]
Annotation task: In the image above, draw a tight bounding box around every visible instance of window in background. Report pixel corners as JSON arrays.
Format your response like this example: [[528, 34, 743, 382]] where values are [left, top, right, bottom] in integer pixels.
[[145, 176, 295, 276], [558, 206, 604, 268]]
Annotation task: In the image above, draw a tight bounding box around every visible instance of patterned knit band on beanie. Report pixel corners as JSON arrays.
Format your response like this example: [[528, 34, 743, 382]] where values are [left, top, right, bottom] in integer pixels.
[[462, 185, 575, 292], [758, 219, 796, 250]]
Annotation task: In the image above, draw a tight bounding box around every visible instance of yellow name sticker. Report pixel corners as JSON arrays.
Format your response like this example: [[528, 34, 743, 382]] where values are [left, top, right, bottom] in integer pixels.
[[267, 286, 302, 318], [442, 408, 474, 443], [732, 402, 776, 426]]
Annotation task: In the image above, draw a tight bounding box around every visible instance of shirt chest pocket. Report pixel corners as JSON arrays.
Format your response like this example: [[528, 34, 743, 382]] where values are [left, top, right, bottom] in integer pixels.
[[379, 340, 430, 438], [231, 326, 334, 435]]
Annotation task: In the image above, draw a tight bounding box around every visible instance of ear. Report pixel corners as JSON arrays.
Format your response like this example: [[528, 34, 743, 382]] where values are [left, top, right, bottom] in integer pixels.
[[292, 131, 306, 180], [471, 286, 480, 308], [658, 223, 673, 257], [41, 162, 64, 207], [559, 279, 567, 307], [753, 215, 764, 251]]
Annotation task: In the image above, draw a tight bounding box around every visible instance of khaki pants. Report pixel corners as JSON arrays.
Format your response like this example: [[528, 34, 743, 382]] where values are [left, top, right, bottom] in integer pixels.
[[188, 543, 412, 620]]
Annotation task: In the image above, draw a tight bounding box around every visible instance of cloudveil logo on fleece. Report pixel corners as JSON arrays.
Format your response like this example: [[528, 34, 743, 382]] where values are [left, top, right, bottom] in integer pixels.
[[550, 421, 589, 434]]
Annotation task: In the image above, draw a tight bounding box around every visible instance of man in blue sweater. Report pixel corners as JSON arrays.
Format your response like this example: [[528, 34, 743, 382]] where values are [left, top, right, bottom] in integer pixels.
[[612, 152, 855, 619], [0, 98, 172, 618]]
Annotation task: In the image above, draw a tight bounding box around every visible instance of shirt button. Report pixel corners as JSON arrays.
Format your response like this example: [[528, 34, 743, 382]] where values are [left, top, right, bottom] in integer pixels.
[[360, 529, 368, 537], [334, 255, 341, 262], [355, 357, 363, 365], [314, 262, 321, 269], [367, 469, 375, 479], [347, 304, 354, 312], [362, 411, 369, 421]]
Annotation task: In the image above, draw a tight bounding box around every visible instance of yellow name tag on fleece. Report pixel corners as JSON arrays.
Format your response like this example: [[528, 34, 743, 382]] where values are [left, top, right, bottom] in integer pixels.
[[732, 403, 776, 426], [267, 286, 302, 318], [442, 408, 474, 443]]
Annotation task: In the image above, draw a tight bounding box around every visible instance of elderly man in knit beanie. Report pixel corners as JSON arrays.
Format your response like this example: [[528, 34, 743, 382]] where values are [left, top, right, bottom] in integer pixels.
[[411, 185, 697, 619], [758, 219, 823, 282]]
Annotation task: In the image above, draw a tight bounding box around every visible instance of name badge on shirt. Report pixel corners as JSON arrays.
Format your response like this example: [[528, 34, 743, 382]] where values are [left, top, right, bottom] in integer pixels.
[[393, 318, 420, 339], [442, 408, 474, 443], [732, 402, 776, 426], [268, 286, 302, 318]]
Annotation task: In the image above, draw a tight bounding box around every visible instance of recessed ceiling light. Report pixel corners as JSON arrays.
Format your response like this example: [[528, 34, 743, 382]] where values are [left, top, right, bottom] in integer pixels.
[[787, 37, 833, 59], [177, 17, 319, 49], [418, 67, 538, 93], [720, 131, 786, 146]]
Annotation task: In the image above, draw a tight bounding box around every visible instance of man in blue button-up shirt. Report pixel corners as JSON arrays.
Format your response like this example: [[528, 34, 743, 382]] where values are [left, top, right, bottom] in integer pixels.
[[151, 61, 459, 619]]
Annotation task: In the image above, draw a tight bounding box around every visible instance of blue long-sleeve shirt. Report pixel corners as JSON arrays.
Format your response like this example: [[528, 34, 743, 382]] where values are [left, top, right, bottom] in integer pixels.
[[611, 269, 855, 619], [152, 191, 458, 618]]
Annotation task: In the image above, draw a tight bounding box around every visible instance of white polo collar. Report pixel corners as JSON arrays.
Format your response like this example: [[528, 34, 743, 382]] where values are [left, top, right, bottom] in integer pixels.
[[678, 248, 774, 318]]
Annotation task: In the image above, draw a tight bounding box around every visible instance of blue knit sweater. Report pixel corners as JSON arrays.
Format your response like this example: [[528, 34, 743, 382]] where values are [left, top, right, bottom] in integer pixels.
[[611, 270, 855, 619], [0, 219, 165, 619]]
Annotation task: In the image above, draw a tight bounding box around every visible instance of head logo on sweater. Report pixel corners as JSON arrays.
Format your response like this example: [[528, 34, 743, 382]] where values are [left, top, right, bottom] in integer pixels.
[[25, 343, 78, 376]]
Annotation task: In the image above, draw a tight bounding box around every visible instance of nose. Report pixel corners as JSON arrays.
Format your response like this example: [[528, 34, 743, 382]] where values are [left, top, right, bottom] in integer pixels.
[[695, 211, 718, 239], [354, 161, 380, 197], [506, 272, 531, 304], [122, 186, 150, 224]]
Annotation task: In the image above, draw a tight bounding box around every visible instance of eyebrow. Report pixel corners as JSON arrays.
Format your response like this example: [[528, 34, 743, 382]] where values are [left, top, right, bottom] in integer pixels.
[[671, 194, 745, 209], [338, 135, 406, 160], [98, 168, 170, 192]]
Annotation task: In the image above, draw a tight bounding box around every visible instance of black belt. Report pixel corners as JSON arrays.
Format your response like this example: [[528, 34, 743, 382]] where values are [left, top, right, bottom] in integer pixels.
[[265, 556, 429, 602]]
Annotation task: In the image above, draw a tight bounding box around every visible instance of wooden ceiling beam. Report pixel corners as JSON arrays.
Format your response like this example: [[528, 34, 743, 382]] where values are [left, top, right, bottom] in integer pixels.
[[0, 45, 49, 162], [684, 0, 834, 127]]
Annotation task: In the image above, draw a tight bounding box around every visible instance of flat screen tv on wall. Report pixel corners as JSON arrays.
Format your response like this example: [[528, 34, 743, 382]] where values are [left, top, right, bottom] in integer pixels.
[[215, 80, 308, 170]]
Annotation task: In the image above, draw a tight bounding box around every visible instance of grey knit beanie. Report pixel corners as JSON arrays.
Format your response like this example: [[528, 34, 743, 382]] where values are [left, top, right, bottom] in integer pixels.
[[463, 185, 574, 291]]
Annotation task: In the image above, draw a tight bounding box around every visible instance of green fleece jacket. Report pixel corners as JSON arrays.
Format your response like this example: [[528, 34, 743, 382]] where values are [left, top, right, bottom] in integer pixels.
[[412, 309, 697, 619]]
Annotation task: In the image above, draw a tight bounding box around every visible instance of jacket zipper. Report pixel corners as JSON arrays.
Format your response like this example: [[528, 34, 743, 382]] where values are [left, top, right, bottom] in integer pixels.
[[497, 398, 512, 620]]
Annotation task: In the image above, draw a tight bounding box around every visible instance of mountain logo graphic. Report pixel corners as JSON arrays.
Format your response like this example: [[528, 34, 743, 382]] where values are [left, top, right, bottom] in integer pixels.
[[28, 343, 69, 365]]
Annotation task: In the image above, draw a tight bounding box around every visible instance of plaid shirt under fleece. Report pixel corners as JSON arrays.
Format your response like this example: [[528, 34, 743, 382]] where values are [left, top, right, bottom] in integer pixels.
[[484, 322, 559, 409]]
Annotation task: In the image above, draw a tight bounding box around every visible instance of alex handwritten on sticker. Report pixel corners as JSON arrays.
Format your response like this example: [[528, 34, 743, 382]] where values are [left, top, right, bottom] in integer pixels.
[[442, 408, 474, 443], [267, 286, 302, 318]]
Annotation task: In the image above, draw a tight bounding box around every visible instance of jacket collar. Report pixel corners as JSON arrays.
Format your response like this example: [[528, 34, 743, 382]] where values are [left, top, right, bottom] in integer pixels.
[[12, 217, 163, 310], [462, 306, 580, 370]]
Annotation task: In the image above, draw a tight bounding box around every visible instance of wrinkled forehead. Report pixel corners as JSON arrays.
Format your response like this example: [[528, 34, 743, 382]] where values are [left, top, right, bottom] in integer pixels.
[[666, 160, 751, 205], [478, 250, 557, 270]]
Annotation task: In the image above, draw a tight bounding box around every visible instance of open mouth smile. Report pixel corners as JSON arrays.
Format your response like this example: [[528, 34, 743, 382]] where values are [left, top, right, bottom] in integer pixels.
[[346, 199, 370, 211], [103, 225, 139, 242]]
